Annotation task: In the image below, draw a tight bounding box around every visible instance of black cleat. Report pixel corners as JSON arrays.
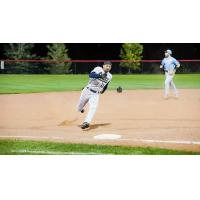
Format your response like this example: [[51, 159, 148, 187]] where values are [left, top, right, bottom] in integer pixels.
[[81, 122, 90, 129], [81, 109, 85, 113]]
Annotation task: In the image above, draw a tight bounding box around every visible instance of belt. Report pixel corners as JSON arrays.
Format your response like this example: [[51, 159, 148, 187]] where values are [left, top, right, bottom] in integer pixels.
[[86, 87, 99, 94]]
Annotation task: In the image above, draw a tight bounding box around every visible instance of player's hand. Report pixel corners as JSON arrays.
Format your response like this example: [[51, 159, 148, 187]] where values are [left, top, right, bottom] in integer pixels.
[[160, 65, 163, 69], [99, 72, 107, 79], [168, 69, 175, 76]]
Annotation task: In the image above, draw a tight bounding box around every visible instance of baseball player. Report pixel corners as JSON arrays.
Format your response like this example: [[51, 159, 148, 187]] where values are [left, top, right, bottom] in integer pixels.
[[160, 49, 180, 99], [77, 61, 112, 129]]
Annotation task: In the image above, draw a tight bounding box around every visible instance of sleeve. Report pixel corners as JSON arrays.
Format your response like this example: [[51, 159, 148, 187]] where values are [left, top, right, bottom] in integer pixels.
[[161, 59, 165, 72], [173, 58, 180, 67], [101, 74, 112, 93], [101, 82, 109, 93], [92, 67, 102, 73], [89, 72, 101, 78], [161, 59, 165, 66], [89, 67, 102, 79]]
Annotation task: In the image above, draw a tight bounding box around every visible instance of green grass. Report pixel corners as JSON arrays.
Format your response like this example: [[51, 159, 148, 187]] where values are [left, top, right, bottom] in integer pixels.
[[0, 139, 199, 155], [111, 74, 200, 89], [0, 74, 200, 94]]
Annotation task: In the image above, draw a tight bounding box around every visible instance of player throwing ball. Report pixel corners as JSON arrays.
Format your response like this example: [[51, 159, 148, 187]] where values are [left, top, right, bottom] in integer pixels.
[[77, 61, 112, 129], [160, 49, 180, 99]]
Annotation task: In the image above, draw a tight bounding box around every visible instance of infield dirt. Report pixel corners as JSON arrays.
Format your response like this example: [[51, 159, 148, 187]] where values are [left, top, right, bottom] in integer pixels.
[[0, 89, 200, 152]]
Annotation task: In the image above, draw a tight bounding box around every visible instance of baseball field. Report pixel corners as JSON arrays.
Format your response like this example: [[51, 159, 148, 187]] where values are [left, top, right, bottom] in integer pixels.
[[0, 74, 200, 154]]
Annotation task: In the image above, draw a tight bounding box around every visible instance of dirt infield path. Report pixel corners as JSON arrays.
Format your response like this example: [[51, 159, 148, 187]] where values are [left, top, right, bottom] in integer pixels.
[[0, 89, 200, 152]]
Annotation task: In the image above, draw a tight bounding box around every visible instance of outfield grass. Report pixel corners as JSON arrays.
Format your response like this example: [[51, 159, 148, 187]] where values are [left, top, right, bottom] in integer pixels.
[[0, 139, 199, 155], [0, 74, 200, 94]]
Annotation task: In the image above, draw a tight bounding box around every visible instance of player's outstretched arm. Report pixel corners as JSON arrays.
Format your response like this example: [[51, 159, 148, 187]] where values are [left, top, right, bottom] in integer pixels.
[[160, 59, 165, 69], [89, 71, 107, 79], [173, 58, 180, 69], [89, 72, 101, 79], [100, 82, 109, 94]]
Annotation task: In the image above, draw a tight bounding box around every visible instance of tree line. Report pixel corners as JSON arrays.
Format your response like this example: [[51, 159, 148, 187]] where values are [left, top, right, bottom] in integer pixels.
[[1, 43, 143, 74]]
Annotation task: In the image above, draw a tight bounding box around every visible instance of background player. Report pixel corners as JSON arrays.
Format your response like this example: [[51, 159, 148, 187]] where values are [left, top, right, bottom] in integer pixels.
[[160, 49, 180, 99], [77, 61, 112, 129]]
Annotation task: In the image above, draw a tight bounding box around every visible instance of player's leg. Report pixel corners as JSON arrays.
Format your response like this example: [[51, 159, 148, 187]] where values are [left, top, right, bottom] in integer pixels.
[[164, 73, 171, 98], [165, 73, 174, 98], [84, 93, 99, 124], [77, 88, 89, 112], [170, 79, 179, 97]]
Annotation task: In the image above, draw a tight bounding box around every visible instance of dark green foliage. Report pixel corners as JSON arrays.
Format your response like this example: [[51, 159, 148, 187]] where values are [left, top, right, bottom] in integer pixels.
[[4, 43, 35, 59], [120, 43, 143, 72], [4, 43, 36, 74], [46, 44, 71, 74]]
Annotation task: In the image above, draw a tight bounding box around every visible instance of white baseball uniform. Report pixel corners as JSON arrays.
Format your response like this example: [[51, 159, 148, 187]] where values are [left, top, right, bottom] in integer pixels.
[[77, 66, 112, 124]]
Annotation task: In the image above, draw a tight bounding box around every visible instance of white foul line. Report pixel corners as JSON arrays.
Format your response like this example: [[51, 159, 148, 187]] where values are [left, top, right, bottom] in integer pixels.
[[10, 149, 102, 155], [0, 135, 200, 145], [0, 135, 64, 140], [119, 138, 200, 145]]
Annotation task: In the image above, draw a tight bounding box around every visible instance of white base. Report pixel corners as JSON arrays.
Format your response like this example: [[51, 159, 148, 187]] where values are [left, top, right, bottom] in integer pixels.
[[94, 134, 121, 140]]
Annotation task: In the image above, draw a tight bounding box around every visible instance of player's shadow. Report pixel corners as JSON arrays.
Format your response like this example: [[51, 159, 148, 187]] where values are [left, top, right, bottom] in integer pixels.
[[79, 123, 111, 131]]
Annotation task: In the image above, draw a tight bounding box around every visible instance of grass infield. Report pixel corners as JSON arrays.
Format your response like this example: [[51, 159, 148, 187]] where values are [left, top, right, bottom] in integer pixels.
[[0, 139, 199, 155], [0, 74, 200, 94]]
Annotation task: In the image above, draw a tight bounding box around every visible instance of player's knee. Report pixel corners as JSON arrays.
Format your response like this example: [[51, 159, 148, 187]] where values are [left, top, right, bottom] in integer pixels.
[[90, 105, 98, 111], [77, 104, 82, 112]]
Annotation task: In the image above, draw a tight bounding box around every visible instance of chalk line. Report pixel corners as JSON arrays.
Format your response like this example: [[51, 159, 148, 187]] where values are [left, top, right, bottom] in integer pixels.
[[0, 135, 200, 145]]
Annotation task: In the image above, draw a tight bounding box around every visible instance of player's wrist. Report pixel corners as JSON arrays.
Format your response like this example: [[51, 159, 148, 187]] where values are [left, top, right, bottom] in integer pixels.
[[99, 72, 107, 79]]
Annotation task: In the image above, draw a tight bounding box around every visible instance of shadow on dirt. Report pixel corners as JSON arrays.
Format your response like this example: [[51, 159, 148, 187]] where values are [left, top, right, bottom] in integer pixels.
[[58, 118, 78, 126]]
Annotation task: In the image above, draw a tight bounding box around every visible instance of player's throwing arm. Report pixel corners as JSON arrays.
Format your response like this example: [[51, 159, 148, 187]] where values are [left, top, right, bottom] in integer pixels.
[[77, 61, 112, 129]]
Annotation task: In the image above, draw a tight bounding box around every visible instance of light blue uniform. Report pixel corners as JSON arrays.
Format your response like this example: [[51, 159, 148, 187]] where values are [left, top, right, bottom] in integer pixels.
[[161, 57, 180, 71], [161, 56, 180, 98]]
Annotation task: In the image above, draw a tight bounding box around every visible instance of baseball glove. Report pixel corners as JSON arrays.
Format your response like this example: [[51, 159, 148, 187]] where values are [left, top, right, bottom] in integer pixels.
[[117, 86, 122, 93], [99, 72, 107, 79]]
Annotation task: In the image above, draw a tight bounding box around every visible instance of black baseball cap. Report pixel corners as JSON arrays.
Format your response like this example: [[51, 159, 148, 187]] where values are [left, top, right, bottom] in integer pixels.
[[103, 61, 112, 66]]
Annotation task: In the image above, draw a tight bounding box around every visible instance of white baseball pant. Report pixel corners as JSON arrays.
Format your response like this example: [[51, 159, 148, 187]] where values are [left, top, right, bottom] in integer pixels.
[[164, 72, 178, 97], [77, 88, 99, 123]]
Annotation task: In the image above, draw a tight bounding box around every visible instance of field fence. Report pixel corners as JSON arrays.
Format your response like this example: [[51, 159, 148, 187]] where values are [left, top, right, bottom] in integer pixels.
[[0, 59, 200, 74]]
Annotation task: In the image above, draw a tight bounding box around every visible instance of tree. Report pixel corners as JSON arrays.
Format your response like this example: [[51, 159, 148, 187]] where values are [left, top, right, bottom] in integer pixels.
[[5, 43, 35, 59], [4, 43, 36, 73], [119, 43, 143, 73], [46, 44, 71, 74]]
